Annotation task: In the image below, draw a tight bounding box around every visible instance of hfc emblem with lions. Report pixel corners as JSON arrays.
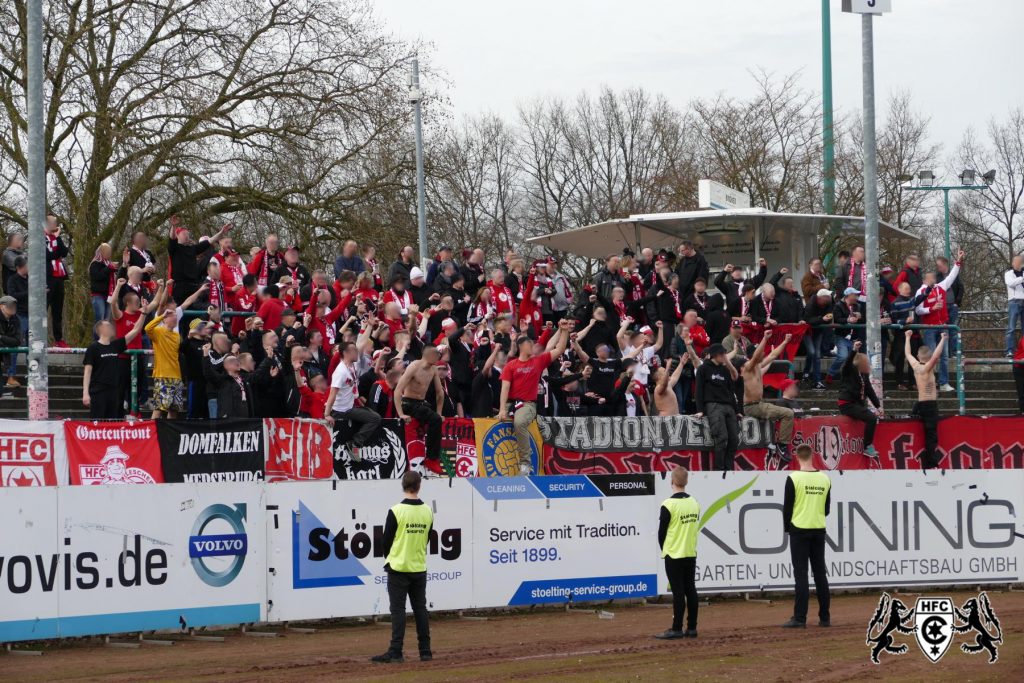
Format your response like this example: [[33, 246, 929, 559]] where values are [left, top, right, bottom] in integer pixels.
[[866, 592, 1003, 664]]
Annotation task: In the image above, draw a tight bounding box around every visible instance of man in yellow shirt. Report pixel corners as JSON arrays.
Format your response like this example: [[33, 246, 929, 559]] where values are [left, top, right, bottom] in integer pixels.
[[782, 444, 832, 628], [372, 471, 434, 664], [655, 466, 700, 639], [144, 279, 207, 419]]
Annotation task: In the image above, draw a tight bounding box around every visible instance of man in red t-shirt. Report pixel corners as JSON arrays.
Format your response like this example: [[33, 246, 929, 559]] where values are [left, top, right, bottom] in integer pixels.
[[498, 318, 571, 475], [111, 277, 165, 412]]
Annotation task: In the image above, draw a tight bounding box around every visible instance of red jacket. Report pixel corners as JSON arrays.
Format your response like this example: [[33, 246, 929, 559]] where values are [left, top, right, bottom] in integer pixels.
[[488, 280, 515, 315], [298, 384, 328, 419], [306, 291, 351, 346], [518, 275, 541, 333]]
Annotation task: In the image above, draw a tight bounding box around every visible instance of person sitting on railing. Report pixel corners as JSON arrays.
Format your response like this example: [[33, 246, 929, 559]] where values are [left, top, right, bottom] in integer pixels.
[[837, 340, 880, 459], [826, 288, 863, 384], [740, 330, 795, 462], [914, 249, 963, 393], [801, 288, 834, 390], [905, 330, 947, 469], [82, 310, 146, 420]]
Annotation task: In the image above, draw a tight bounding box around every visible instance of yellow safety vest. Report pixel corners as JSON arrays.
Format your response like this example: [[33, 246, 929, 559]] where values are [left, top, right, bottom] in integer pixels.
[[661, 495, 700, 559], [385, 502, 434, 573], [789, 470, 831, 530]]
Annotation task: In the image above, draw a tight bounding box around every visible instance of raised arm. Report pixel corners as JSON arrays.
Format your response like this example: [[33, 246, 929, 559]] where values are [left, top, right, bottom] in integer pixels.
[[122, 310, 148, 345], [144, 280, 167, 314], [181, 282, 209, 311], [759, 333, 792, 371], [652, 321, 665, 352], [656, 358, 674, 394], [110, 279, 126, 320], [744, 329, 772, 370], [571, 336, 590, 365], [546, 321, 571, 362], [925, 332, 947, 372]]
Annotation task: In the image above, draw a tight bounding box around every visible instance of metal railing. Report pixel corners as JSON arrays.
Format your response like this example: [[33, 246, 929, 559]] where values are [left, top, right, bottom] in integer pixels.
[[957, 310, 1008, 357]]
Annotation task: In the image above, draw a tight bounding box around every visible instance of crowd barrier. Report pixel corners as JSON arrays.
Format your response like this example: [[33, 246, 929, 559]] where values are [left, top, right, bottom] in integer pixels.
[[2, 414, 1024, 490], [2, 471, 1020, 642]]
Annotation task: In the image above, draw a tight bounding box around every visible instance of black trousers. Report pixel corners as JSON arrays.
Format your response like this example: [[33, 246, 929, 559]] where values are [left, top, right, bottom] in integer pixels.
[[839, 403, 876, 448], [387, 569, 430, 656], [664, 556, 698, 631], [335, 406, 382, 447], [48, 278, 66, 341], [1014, 365, 1024, 415], [790, 530, 830, 623], [705, 402, 738, 470], [911, 400, 940, 468], [88, 386, 123, 420], [403, 398, 442, 461]]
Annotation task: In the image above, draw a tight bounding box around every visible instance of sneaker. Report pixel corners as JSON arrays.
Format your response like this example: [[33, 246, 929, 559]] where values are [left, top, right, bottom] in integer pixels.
[[1006, 351, 1014, 359], [53, 340, 70, 349], [863, 445, 879, 459], [5, 377, 19, 388], [518, 464, 533, 476], [812, 381, 826, 391], [654, 629, 686, 640], [781, 619, 806, 629], [777, 444, 791, 464], [819, 619, 832, 627], [420, 652, 433, 662], [348, 445, 362, 462], [422, 458, 445, 477], [939, 384, 955, 392], [371, 652, 404, 664], [683, 629, 698, 638]]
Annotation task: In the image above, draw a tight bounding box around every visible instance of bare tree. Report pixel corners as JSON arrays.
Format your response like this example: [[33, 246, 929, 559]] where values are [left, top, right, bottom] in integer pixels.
[[0, 0, 417, 339]]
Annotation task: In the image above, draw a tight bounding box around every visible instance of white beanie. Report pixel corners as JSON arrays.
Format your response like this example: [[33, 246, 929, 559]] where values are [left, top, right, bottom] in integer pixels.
[[410, 266, 425, 281]]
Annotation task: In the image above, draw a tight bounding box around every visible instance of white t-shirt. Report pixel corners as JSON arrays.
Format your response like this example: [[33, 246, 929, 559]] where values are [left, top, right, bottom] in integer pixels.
[[330, 361, 358, 413], [624, 345, 657, 384]]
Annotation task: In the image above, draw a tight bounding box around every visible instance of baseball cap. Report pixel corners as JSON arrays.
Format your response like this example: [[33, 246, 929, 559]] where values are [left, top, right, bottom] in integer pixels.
[[0, 295, 16, 306], [188, 318, 207, 331], [881, 266, 893, 275], [815, 288, 833, 298], [843, 287, 861, 296], [704, 343, 728, 358], [639, 325, 653, 335]]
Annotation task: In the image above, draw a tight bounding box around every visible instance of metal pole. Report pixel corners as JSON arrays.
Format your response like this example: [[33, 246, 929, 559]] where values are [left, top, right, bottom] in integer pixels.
[[411, 58, 428, 268], [860, 13, 884, 405], [942, 188, 951, 262], [822, 0, 835, 217], [26, 0, 49, 419]]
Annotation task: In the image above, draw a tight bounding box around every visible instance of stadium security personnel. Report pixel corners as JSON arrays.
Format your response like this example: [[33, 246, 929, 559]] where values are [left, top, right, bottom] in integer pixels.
[[372, 471, 434, 664], [782, 444, 831, 628], [655, 466, 700, 639]]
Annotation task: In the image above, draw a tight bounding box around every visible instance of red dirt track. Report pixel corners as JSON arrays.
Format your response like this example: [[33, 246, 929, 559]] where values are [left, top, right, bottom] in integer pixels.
[[1, 591, 1021, 682]]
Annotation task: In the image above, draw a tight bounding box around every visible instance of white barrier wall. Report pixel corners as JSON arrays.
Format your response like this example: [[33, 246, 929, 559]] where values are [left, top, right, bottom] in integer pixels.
[[665, 470, 1023, 594], [0, 483, 266, 642], [1, 471, 1021, 642]]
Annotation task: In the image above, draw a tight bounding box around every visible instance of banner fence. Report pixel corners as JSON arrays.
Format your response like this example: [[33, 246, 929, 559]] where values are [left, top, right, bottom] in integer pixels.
[[2, 471, 1020, 642]]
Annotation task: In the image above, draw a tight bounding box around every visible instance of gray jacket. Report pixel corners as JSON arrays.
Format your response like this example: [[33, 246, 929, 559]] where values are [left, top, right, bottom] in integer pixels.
[[550, 272, 574, 312]]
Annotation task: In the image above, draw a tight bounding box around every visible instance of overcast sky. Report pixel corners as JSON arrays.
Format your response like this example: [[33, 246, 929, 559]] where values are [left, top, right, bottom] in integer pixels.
[[375, 0, 1023, 179]]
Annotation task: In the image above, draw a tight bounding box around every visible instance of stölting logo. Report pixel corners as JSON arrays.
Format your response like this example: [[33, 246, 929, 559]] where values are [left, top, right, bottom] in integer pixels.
[[866, 592, 1003, 664], [189, 503, 248, 587]]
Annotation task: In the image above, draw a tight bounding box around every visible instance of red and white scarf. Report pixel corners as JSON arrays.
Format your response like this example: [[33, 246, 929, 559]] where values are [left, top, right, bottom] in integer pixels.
[[693, 293, 707, 312], [132, 246, 153, 269], [762, 296, 773, 320], [385, 288, 411, 314], [258, 250, 282, 287], [613, 299, 627, 321], [669, 288, 682, 320], [474, 300, 496, 321], [47, 234, 66, 278], [741, 297, 749, 317], [206, 277, 224, 310], [226, 263, 245, 288], [848, 260, 866, 290]]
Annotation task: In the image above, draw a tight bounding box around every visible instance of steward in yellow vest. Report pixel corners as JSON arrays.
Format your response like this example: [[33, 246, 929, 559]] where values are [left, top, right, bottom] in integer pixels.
[[781, 444, 832, 629], [654, 466, 700, 640], [372, 471, 434, 665]]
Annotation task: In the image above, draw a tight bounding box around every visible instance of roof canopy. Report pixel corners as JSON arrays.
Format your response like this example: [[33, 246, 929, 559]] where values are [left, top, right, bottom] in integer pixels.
[[527, 207, 917, 260]]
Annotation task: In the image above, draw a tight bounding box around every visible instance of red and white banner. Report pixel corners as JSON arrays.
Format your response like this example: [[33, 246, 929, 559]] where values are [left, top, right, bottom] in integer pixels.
[[791, 415, 1024, 471], [264, 418, 334, 481], [0, 420, 66, 487], [441, 417, 478, 477], [65, 421, 163, 485]]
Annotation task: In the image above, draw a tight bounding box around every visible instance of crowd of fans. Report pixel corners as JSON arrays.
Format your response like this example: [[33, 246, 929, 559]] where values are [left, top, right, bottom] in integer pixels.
[[0, 213, 992, 473]]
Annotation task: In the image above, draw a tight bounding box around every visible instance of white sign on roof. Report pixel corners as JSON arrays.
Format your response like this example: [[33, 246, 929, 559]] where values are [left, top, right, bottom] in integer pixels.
[[698, 179, 751, 210]]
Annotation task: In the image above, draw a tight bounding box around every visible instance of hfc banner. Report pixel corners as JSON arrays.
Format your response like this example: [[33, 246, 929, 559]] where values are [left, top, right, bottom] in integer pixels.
[[65, 421, 163, 485], [264, 418, 334, 481], [0, 419, 67, 487], [157, 419, 264, 483]]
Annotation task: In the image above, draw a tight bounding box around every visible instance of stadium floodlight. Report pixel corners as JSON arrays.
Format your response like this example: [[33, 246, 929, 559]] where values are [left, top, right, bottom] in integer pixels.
[[959, 169, 976, 186], [916, 170, 934, 187], [982, 169, 997, 185], [897, 173, 914, 184]]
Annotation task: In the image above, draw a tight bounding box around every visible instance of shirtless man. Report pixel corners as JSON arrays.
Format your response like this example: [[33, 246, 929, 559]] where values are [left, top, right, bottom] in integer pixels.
[[653, 328, 700, 416], [906, 330, 946, 469], [739, 330, 795, 461], [395, 345, 445, 476]]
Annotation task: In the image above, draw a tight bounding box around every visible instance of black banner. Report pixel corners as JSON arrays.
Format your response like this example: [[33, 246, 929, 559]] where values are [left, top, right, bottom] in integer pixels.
[[333, 418, 408, 480], [538, 416, 771, 453], [588, 474, 657, 497], [157, 418, 265, 482]]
